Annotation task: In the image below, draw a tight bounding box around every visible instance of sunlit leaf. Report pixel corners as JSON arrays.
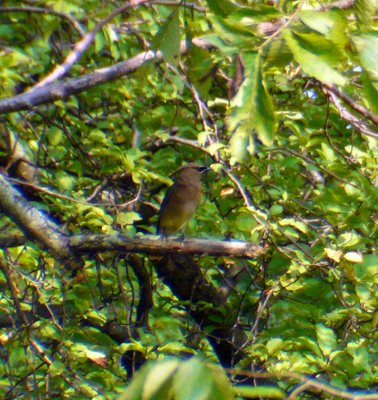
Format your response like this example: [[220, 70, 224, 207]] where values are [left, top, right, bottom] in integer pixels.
[[354, 0, 377, 26], [143, 359, 179, 399], [299, 10, 347, 50], [344, 252, 363, 263], [152, 9, 180, 63], [234, 385, 285, 399], [173, 358, 233, 400], [352, 33, 378, 85], [325, 248, 343, 262], [205, 0, 239, 17], [316, 323, 337, 357], [347, 341, 372, 373], [230, 52, 276, 155], [283, 28, 347, 86]]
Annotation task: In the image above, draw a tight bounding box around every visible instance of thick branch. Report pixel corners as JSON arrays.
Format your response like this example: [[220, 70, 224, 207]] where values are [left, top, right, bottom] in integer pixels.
[[69, 234, 265, 258], [0, 175, 265, 259], [0, 174, 69, 257], [0, 174, 264, 372], [0, 43, 188, 115], [152, 255, 247, 368], [1, 230, 265, 258]]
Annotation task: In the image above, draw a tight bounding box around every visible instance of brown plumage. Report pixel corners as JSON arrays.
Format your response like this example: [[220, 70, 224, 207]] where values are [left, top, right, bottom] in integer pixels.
[[157, 163, 206, 237]]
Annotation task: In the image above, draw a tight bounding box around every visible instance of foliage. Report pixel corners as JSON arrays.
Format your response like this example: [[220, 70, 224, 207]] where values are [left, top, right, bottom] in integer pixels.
[[0, 0, 377, 399]]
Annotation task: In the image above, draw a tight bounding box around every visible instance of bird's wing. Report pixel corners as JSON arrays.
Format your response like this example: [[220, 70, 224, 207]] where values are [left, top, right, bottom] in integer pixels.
[[157, 184, 174, 233]]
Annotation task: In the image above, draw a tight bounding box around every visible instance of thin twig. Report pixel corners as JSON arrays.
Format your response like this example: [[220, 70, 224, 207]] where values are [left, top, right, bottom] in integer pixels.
[[115, 261, 133, 339], [0, 6, 85, 35], [28, 0, 154, 90], [323, 83, 378, 126], [6, 177, 136, 209], [325, 89, 378, 138], [152, 1, 205, 12], [258, 0, 305, 49], [230, 369, 378, 400]]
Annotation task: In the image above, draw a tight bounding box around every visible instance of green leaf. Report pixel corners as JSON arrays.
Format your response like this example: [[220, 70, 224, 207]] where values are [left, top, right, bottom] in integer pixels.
[[337, 231, 361, 248], [265, 38, 293, 68], [119, 342, 146, 354], [50, 0, 80, 13], [279, 218, 309, 234], [283, 29, 347, 86], [344, 183, 362, 199], [353, 255, 378, 283], [230, 52, 276, 150], [117, 211, 142, 226], [321, 309, 350, 326], [143, 359, 179, 400], [47, 127, 63, 146], [207, 15, 256, 53], [320, 143, 336, 163], [89, 129, 108, 144], [354, 0, 377, 26], [347, 341, 372, 373], [352, 33, 378, 85], [118, 363, 155, 400], [56, 172, 76, 192], [206, 143, 225, 156], [95, 29, 105, 53], [362, 72, 378, 113], [234, 386, 285, 399], [299, 10, 347, 50], [230, 130, 250, 163], [270, 204, 283, 216], [344, 252, 363, 263], [152, 9, 180, 63], [266, 338, 283, 355], [205, 0, 239, 17], [355, 285, 376, 310], [227, 5, 281, 24], [298, 336, 323, 357], [316, 323, 337, 357], [173, 358, 233, 400], [49, 360, 65, 377]]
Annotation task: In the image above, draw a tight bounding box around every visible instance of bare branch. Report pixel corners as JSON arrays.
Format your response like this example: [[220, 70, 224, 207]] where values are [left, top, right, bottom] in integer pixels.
[[0, 235, 27, 248], [0, 174, 69, 257], [0, 173, 265, 259], [29, 0, 153, 90], [153, 1, 205, 12], [69, 234, 266, 258], [0, 6, 85, 36], [0, 42, 189, 115], [231, 369, 378, 400], [325, 89, 378, 138], [323, 83, 378, 126]]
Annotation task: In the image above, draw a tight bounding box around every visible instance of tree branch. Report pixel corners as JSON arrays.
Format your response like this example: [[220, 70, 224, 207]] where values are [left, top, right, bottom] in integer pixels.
[[28, 0, 153, 90], [0, 174, 69, 257], [0, 234, 27, 248], [0, 172, 265, 372], [323, 83, 378, 126], [0, 6, 85, 36], [69, 234, 265, 258], [152, 254, 247, 368], [0, 174, 265, 259], [0, 42, 189, 115]]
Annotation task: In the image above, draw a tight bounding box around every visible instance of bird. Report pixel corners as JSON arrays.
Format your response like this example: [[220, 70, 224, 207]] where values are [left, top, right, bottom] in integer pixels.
[[157, 163, 208, 237]]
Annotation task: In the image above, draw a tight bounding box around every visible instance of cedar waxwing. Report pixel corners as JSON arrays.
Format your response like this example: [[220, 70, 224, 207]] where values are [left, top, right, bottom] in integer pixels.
[[157, 163, 208, 237]]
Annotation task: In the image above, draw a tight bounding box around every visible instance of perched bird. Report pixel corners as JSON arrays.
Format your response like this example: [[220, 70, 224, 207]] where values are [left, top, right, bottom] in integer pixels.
[[157, 163, 208, 237]]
